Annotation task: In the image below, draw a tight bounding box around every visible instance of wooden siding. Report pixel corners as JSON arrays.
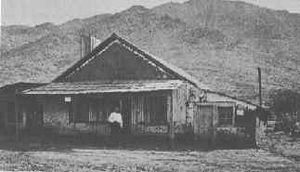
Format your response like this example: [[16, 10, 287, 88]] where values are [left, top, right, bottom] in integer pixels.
[[193, 104, 217, 139], [40, 95, 111, 136], [172, 84, 188, 134], [54, 34, 206, 90], [193, 102, 237, 139], [38, 91, 174, 136], [130, 92, 171, 135], [0, 101, 7, 130], [0, 94, 41, 133], [64, 43, 175, 82], [130, 95, 144, 134]]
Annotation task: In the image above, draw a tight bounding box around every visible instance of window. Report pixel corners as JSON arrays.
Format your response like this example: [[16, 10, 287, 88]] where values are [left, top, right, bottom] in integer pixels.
[[145, 96, 167, 125], [72, 98, 107, 123], [218, 106, 234, 126]]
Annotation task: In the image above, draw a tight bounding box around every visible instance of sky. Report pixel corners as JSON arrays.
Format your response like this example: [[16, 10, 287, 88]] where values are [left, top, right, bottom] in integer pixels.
[[1, 0, 300, 26]]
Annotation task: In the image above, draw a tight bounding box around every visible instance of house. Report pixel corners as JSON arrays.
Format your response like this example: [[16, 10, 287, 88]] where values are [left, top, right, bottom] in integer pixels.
[[0, 33, 265, 145]]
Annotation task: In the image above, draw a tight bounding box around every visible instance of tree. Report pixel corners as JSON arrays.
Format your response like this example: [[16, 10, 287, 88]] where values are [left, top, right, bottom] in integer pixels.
[[269, 89, 300, 135]]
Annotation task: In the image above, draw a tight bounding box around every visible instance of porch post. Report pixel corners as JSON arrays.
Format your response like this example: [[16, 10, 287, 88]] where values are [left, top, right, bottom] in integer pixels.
[[168, 91, 175, 148], [15, 89, 20, 141], [211, 104, 218, 148]]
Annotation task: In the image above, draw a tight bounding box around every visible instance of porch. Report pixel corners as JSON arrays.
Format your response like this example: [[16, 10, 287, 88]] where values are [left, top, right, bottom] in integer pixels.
[[18, 80, 187, 139]]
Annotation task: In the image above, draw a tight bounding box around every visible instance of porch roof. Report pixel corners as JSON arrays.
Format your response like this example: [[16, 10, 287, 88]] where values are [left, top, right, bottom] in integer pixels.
[[21, 80, 184, 95]]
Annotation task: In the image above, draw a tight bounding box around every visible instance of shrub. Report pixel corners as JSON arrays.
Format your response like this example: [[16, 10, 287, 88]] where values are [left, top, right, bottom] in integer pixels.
[[269, 89, 300, 136]]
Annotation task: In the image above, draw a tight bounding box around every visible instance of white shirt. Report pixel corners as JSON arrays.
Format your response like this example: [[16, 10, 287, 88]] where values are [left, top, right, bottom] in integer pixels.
[[108, 112, 123, 128]]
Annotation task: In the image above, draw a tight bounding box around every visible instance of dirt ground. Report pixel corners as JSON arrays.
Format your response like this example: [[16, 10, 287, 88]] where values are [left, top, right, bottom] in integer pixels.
[[264, 132, 300, 162], [0, 133, 299, 172], [0, 141, 299, 172]]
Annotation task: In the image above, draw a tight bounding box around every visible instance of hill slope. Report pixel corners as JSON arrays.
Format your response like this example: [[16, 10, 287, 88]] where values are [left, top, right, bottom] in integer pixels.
[[1, 0, 300, 104]]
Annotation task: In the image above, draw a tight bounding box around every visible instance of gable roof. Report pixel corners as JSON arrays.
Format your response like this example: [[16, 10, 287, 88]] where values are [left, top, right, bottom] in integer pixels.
[[51, 33, 260, 108], [53, 33, 208, 90]]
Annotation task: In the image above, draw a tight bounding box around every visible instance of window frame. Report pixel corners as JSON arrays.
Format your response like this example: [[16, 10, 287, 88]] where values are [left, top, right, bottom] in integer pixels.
[[217, 103, 236, 127]]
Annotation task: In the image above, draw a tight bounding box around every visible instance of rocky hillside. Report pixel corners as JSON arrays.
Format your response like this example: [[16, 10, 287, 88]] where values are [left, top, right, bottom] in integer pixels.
[[1, 0, 300, 104]]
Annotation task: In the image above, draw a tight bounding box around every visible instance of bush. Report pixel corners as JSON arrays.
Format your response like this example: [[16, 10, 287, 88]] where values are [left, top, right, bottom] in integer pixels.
[[270, 89, 300, 136]]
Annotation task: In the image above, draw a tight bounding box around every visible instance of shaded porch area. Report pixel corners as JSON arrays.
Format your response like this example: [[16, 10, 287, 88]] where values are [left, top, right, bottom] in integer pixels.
[[19, 80, 186, 140]]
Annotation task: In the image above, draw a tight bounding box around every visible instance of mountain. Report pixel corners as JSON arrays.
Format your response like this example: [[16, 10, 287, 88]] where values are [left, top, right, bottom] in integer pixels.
[[1, 0, 300, 105]]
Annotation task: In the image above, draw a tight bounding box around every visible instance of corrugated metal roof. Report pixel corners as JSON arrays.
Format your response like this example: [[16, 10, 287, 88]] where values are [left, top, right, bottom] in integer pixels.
[[21, 80, 184, 95]]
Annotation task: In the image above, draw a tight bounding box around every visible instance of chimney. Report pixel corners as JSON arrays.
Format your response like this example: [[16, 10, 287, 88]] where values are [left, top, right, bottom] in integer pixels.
[[80, 34, 101, 58]]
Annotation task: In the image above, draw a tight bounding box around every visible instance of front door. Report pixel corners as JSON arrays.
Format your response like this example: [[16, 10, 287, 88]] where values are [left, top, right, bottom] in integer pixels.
[[194, 104, 214, 139]]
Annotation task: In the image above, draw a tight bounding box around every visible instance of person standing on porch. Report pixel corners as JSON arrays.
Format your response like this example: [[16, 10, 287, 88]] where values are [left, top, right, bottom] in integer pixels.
[[108, 107, 123, 146]]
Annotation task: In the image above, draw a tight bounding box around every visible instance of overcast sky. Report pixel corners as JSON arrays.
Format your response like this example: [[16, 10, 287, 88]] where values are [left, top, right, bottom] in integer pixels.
[[1, 0, 300, 26]]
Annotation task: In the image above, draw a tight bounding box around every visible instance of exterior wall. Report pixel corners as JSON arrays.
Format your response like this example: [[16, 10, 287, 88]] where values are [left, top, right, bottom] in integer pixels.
[[203, 92, 259, 144], [40, 95, 110, 136], [39, 91, 180, 137], [62, 43, 175, 82], [193, 103, 217, 139], [128, 84, 190, 136], [0, 95, 28, 132], [0, 83, 46, 134], [0, 101, 7, 131], [191, 99, 257, 144], [129, 92, 171, 136], [42, 95, 69, 132], [214, 106, 257, 144], [0, 95, 13, 131], [172, 84, 188, 134], [37, 88, 259, 143]]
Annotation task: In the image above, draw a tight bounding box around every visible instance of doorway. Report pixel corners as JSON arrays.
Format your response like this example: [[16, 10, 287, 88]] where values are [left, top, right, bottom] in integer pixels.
[[194, 104, 214, 138]]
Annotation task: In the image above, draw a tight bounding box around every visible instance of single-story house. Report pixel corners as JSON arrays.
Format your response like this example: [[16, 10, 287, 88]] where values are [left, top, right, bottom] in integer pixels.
[[0, 33, 266, 144]]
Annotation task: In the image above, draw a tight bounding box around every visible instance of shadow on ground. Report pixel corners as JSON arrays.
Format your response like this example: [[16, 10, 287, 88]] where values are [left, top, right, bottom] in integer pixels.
[[0, 133, 255, 153]]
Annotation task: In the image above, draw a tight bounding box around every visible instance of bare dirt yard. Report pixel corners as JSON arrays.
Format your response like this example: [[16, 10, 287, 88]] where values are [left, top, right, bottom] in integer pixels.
[[264, 132, 300, 162], [0, 136, 299, 172]]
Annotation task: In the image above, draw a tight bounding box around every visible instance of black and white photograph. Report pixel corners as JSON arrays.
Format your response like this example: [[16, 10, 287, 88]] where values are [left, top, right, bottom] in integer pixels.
[[0, 0, 299, 171]]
